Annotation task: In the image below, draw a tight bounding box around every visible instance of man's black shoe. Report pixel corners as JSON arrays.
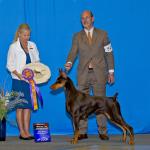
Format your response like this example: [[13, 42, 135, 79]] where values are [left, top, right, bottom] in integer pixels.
[[78, 134, 88, 140], [99, 134, 109, 140]]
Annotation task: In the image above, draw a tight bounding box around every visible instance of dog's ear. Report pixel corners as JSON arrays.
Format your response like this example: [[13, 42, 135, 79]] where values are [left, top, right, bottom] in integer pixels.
[[62, 72, 67, 78], [59, 68, 63, 74], [59, 68, 67, 78]]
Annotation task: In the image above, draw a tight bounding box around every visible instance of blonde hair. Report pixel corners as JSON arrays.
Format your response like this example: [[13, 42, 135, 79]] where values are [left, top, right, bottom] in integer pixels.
[[13, 23, 31, 42]]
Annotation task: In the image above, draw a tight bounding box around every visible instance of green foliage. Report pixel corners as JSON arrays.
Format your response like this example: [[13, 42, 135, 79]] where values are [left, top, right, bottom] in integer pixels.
[[0, 89, 28, 120], [0, 99, 7, 120]]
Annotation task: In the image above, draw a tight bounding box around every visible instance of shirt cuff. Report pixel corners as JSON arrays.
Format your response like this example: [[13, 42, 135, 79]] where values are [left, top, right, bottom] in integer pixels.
[[109, 69, 114, 74], [67, 61, 72, 65]]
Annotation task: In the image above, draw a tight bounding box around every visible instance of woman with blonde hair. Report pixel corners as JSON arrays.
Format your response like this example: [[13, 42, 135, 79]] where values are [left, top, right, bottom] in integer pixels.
[[7, 23, 40, 140]]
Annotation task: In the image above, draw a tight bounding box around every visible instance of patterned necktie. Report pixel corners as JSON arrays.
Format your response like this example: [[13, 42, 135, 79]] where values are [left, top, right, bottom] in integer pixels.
[[87, 31, 92, 45]]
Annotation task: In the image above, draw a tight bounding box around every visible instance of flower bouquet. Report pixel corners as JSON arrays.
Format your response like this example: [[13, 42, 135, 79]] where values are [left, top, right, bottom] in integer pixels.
[[0, 88, 28, 141]]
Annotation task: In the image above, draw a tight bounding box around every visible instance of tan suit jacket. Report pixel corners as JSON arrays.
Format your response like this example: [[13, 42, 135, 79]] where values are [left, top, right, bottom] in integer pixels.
[[67, 28, 114, 85]]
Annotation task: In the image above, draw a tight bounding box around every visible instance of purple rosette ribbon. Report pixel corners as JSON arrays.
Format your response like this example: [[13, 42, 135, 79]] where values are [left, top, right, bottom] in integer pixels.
[[22, 68, 43, 110]]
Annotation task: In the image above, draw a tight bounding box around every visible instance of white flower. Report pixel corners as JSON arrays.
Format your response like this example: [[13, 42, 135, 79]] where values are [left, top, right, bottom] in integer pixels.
[[5, 100, 9, 106], [5, 92, 10, 97], [0, 90, 28, 120]]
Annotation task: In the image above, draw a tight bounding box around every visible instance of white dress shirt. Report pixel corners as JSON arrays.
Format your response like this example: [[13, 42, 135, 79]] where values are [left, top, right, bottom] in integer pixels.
[[84, 27, 94, 38]]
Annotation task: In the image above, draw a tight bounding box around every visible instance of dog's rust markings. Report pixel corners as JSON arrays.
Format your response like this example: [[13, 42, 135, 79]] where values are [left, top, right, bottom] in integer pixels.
[[51, 82, 64, 90], [71, 130, 79, 144], [129, 135, 134, 145], [50, 69, 134, 145], [122, 133, 127, 143]]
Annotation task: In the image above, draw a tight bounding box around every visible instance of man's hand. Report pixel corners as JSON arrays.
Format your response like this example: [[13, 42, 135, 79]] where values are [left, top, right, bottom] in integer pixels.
[[108, 73, 115, 84], [65, 62, 72, 71]]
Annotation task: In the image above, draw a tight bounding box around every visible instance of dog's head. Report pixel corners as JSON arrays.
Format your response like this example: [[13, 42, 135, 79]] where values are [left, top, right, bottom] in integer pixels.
[[50, 69, 67, 90]]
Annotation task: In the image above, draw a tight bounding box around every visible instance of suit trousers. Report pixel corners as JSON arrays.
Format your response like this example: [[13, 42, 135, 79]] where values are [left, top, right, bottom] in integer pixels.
[[78, 69, 107, 134]]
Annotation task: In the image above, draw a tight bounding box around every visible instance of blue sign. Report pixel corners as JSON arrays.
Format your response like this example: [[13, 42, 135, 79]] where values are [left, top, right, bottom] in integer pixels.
[[33, 123, 51, 142]]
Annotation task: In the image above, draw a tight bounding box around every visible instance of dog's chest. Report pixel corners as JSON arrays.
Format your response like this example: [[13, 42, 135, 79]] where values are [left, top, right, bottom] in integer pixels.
[[66, 99, 72, 113]]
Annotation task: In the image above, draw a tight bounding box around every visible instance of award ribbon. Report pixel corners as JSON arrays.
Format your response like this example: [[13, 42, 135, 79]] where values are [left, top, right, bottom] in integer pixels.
[[22, 68, 43, 110]]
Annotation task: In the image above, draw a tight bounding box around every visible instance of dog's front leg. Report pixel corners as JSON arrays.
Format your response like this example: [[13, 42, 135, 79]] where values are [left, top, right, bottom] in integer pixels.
[[71, 116, 80, 144], [71, 129, 79, 144]]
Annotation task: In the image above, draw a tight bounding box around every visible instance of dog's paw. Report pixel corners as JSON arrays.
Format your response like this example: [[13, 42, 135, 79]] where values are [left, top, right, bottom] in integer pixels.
[[71, 138, 78, 144], [122, 136, 127, 143], [128, 140, 134, 145]]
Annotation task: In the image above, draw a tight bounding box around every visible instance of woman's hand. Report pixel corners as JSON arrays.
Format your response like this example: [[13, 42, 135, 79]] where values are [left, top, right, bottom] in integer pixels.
[[12, 70, 23, 80], [17, 73, 23, 80]]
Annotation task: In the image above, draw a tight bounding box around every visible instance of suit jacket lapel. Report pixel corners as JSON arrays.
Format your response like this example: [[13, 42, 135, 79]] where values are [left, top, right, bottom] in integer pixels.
[[81, 30, 89, 45], [81, 28, 98, 46], [92, 28, 98, 45]]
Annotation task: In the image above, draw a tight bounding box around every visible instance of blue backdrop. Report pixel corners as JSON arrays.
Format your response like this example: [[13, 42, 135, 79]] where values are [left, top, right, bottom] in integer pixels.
[[0, 0, 150, 136]]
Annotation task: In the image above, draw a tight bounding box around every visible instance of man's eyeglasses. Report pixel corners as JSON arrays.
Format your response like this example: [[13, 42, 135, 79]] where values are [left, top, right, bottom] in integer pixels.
[[81, 16, 92, 21]]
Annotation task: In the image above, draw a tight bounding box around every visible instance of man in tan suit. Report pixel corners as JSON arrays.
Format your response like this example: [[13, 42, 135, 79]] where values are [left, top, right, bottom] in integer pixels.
[[65, 10, 115, 140]]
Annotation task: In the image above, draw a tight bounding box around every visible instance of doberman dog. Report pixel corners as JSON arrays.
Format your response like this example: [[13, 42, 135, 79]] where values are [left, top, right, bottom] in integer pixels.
[[50, 69, 134, 145]]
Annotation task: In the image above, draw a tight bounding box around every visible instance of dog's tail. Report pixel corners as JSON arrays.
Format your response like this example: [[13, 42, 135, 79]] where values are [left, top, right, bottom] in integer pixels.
[[113, 92, 118, 102], [112, 92, 124, 120]]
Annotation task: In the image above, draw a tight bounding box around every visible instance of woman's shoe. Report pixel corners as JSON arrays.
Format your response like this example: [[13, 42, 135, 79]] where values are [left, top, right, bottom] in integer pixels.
[[29, 136, 35, 139], [19, 135, 33, 140]]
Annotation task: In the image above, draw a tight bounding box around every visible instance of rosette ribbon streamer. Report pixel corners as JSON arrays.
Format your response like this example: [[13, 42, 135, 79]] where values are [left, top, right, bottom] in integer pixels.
[[22, 68, 43, 110]]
